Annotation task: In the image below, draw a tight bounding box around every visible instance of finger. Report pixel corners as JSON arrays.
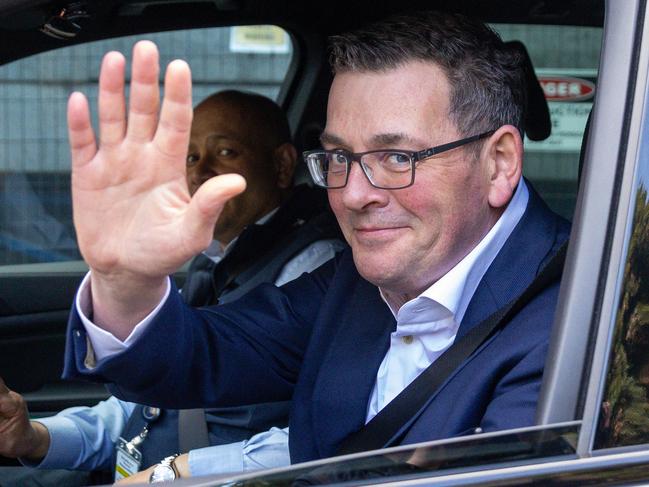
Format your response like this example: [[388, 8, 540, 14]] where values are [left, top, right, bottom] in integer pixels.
[[183, 174, 247, 252], [3, 391, 21, 415], [98, 51, 127, 147], [0, 391, 20, 418], [67, 92, 97, 169], [126, 40, 160, 142], [153, 59, 193, 162]]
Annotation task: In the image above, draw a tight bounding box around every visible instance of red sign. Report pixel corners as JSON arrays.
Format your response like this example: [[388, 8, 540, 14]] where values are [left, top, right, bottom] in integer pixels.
[[538, 76, 596, 102]]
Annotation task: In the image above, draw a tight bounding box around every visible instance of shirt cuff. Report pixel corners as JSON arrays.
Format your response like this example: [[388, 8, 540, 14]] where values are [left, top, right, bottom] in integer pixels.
[[189, 441, 245, 477], [19, 417, 84, 469], [75, 272, 172, 362]]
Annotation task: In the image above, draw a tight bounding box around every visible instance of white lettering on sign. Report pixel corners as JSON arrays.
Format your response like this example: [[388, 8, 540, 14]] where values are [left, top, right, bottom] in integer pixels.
[[539, 76, 595, 101], [543, 81, 583, 97]]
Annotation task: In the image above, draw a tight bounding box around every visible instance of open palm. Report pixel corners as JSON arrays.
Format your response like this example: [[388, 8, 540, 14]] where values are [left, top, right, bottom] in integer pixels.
[[67, 41, 245, 332]]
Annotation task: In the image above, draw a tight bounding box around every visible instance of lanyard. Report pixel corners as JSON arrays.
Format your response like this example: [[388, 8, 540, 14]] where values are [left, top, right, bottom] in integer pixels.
[[114, 406, 162, 481]]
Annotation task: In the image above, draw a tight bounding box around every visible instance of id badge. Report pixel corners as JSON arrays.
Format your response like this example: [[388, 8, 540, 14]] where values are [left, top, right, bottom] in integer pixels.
[[115, 436, 143, 481]]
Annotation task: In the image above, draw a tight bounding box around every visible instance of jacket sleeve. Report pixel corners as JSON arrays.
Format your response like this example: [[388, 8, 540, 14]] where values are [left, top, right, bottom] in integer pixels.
[[62, 257, 338, 409], [478, 340, 548, 432]]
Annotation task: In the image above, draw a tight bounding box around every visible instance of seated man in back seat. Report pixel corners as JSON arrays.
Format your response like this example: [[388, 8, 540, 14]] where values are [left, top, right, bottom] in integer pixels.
[[0, 90, 344, 483]]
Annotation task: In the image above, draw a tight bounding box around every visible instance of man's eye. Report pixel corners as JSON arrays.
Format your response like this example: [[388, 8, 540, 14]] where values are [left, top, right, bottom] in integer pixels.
[[218, 148, 235, 157], [186, 154, 200, 166], [382, 152, 411, 172], [387, 152, 410, 165], [332, 153, 348, 164]]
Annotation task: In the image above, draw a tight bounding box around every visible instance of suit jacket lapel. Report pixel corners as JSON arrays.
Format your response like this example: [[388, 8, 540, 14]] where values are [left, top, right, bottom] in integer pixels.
[[459, 186, 560, 338], [311, 276, 395, 458]]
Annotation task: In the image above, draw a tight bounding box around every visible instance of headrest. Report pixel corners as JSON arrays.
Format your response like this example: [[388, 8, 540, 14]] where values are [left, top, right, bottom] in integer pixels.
[[505, 40, 551, 141]]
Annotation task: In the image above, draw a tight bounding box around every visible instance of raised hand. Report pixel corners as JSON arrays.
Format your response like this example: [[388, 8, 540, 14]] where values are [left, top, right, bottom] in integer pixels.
[[0, 377, 50, 461], [68, 41, 245, 337]]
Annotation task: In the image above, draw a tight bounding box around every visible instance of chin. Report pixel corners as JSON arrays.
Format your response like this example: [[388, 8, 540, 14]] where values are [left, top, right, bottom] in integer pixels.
[[352, 253, 399, 287]]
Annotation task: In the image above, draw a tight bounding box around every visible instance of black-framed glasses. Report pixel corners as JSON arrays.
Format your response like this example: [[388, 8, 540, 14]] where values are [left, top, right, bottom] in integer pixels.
[[303, 130, 495, 189]]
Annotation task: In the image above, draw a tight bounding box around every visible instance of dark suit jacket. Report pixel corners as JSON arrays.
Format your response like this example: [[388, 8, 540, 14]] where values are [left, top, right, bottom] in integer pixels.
[[64, 185, 570, 463]]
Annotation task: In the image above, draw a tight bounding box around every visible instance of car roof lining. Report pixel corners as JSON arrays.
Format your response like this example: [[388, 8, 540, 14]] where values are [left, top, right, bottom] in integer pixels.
[[0, 0, 604, 65]]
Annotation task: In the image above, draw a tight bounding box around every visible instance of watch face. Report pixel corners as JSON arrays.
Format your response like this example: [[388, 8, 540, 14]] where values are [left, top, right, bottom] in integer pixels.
[[150, 464, 176, 482]]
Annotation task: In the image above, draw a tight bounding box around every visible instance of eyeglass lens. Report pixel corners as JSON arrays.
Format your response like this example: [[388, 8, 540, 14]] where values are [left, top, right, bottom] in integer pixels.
[[307, 151, 413, 189]]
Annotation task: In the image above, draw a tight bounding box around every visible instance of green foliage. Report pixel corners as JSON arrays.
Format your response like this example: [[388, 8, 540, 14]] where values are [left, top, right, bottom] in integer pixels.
[[598, 184, 649, 448]]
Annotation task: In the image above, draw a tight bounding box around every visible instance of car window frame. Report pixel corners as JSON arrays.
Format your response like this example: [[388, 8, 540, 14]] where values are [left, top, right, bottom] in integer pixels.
[[537, 0, 648, 448], [3, 0, 647, 481]]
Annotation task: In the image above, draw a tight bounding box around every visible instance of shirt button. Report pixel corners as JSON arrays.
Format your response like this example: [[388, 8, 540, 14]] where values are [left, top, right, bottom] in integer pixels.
[[402, 335, 414, 344]]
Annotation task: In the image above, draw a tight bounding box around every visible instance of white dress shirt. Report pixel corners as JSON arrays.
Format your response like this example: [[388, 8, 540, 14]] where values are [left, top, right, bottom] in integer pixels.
[[367, 179, 529, 420], [200, 208, 278, 264]]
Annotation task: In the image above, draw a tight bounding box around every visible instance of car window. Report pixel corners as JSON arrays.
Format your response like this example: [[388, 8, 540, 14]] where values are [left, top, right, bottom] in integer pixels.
[[493, 24, 602, 221], [206, 424, 578, 486], [0, 25, 293, 269]]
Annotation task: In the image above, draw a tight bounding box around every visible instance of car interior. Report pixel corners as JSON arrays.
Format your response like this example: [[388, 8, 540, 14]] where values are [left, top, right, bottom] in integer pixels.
[[6, 0, 649, 485]]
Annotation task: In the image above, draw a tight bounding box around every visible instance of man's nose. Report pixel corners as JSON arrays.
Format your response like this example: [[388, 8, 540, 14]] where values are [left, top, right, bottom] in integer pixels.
[[339, 161, 389, 210], [186, 161, 209, 192], [186, 163, 199, 180], [187, 155, 214, 177]]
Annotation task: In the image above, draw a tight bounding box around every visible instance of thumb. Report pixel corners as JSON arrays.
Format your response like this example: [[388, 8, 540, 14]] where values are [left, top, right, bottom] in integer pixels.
[[183, 173, 246, 251]]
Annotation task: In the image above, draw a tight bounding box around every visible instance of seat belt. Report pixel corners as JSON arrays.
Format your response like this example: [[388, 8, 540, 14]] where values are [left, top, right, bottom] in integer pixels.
[[337, 242, 568, 456], [178, 409, 210, 453]]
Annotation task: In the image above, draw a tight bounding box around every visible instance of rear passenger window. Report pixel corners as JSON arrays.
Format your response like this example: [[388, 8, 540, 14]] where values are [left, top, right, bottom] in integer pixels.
[[0, 25, 293, 267], [493, 24, 602, 220]]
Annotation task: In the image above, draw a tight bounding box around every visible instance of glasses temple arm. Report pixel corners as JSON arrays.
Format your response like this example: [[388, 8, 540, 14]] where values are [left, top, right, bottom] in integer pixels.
[[418, 130, 495, 159]]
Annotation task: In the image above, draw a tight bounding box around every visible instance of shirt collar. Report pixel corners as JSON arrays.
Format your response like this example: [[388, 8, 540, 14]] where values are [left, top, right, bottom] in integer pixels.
[[202, 207, 280, 263], [381, 179, 529, 322]]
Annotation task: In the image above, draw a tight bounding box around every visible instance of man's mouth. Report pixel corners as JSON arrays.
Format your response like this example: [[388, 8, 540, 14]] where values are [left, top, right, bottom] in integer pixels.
[[353, 226, 408, 241]]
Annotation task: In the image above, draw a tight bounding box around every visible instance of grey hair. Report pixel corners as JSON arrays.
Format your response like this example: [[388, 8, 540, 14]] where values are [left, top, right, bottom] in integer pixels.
[[328, 11, 526, 139]]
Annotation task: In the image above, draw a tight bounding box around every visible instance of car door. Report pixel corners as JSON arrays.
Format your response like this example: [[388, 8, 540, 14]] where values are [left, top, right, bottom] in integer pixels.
[[203, 0, 649, 483]]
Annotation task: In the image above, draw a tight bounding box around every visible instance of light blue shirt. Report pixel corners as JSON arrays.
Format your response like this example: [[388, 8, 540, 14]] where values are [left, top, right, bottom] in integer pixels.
[[25, 398, 289, 475], [23, 397, 135, 471], [188, 427, 289, 476]]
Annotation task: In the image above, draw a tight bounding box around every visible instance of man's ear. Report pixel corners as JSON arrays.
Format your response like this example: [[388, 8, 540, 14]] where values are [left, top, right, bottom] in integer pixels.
[[483, 125, 523, 209], [273, 142, 298, 189]]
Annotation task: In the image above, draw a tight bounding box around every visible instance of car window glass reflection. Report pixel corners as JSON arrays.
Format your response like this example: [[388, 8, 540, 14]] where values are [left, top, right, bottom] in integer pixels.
[[595, 114, 649, 449]]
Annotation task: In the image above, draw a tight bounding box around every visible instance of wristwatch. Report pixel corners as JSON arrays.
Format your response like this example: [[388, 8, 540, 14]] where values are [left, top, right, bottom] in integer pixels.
[[149, 454, 179, 483]]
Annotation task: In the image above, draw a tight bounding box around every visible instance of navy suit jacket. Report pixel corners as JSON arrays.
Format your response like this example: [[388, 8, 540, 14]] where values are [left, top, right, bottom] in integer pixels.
[[64, 185, 570, 463]]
